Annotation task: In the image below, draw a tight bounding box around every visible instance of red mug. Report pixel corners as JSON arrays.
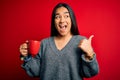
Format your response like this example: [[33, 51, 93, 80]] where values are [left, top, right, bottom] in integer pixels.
[[28, 40, 40, 56]]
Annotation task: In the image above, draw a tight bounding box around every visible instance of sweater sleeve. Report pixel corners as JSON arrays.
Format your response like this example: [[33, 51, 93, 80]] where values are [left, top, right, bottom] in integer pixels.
[[81, 53, 99, 78], [21, 40, 44, 77]]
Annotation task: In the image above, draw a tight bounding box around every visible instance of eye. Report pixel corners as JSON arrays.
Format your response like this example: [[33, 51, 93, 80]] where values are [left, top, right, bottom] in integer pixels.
[[64, 15, 69, 18], [55, 15, 61, 19]]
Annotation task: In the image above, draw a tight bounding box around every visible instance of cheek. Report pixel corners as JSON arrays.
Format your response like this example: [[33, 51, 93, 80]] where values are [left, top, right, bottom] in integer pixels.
[[54, 20, 59, 26], [67, 19, 72, 25], [70, 20, 72, 25], [54, 22, 59, 30], [68, 20, 72, 28]]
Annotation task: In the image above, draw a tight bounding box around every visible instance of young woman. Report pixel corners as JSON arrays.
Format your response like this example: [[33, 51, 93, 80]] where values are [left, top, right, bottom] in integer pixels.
[[19, 3, 99, 80]]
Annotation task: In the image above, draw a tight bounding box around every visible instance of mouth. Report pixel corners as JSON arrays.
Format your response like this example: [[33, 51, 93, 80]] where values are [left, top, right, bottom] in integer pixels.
[[59, 24, 67, 31]]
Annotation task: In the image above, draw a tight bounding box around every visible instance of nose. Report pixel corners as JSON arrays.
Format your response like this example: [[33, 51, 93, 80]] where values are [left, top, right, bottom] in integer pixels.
[[60, 16, 65, 23]]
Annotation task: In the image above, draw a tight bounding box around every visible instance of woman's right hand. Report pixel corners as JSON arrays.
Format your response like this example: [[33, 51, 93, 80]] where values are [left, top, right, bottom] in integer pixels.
[[19, 41, 29, 57]]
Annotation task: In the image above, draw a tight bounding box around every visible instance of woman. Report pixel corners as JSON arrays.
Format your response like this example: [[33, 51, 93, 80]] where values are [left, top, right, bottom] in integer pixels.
[[19, 3, 99, 80]]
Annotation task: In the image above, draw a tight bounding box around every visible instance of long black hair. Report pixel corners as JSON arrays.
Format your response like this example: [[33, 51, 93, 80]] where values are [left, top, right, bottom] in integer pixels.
[[51, 3, 79, 36]]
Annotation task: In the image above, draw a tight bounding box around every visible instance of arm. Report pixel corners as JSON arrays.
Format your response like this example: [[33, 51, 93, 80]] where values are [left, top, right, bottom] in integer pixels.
[[81, 53, 99, 77], [21, 54, 41, 77], [78, 35, 99, 77], [20, 40, 44, 77]]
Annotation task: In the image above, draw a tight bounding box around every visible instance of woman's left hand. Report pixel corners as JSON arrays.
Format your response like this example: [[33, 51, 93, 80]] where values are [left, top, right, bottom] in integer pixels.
[[78, 35, 94, 57]]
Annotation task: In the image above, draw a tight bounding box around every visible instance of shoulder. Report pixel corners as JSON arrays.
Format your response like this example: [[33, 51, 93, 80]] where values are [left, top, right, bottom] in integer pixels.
[[40, 37, 53, 45], [71, 35, 87, 45], [74, 35, 87, 41]]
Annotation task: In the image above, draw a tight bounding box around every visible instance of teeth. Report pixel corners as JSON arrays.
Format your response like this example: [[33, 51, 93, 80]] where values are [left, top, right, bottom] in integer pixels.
[[59, 25, 66, 28], [59, 24, 67, 32], [61, 26, 65, 28]]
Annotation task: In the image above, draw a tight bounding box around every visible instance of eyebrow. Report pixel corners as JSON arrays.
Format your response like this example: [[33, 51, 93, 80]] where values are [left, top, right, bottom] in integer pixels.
[[55, 12, 69, 15]]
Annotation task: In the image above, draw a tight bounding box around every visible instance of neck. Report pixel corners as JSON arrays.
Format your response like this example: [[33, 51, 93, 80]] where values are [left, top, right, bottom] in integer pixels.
[[55, 33, 73, 40]]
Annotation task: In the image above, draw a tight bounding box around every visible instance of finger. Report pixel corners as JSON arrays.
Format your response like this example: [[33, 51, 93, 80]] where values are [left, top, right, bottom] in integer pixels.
[[79, 39, 85, 44], [88, 35, 94, 42], [25, 40, 29, 44], [19, 43, 28, 49]]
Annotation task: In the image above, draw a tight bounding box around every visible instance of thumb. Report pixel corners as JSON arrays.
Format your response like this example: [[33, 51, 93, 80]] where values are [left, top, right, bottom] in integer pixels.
[[88, 35, 94, 42]]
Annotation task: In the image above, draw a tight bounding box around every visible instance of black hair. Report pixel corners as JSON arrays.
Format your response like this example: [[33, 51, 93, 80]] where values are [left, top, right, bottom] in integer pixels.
[[51, 3, 79, 36]]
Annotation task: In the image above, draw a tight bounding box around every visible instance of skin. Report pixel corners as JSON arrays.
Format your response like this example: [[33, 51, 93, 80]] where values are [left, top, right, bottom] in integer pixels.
[[54, 7, 94, 59], [54, 7, 73, 50], [78, 35, 95, 60], [19, 41, 28, 57], [54, 7, 72, 37], [19, 7, 94, 60]]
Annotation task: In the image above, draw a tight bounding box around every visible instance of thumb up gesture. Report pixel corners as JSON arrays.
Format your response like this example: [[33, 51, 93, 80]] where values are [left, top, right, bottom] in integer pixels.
[[78, 35, 95, 59]]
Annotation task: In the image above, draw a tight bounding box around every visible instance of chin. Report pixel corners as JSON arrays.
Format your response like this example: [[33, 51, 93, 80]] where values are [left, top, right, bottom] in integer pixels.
[[58, 33, 66, 36], [58, 31, 70, 36], [60, 33, 69, 37]]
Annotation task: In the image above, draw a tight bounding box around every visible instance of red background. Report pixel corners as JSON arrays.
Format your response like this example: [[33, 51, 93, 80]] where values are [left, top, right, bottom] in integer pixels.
[[0, 0, 120, 80]]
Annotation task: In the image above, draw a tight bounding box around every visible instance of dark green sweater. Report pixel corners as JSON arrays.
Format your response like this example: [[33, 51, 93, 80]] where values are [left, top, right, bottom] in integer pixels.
[[22, 35, 99, 80]]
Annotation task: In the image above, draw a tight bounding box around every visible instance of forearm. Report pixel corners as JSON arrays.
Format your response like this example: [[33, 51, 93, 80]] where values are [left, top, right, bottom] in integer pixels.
[[21, 55, 41, 77], [81, 54, 99, 77], [84, 51, 95, 61]]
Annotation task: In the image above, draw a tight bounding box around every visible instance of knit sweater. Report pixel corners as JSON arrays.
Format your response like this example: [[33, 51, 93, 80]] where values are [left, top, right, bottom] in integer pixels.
[[21, 35, 99, 80]]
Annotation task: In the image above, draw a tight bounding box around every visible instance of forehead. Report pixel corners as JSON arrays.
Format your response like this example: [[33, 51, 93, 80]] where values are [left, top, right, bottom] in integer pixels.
[[55, 7, 69, 15]]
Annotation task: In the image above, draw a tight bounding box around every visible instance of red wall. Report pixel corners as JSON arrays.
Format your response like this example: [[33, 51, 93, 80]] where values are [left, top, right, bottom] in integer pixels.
[[0, 0, 120, 80]]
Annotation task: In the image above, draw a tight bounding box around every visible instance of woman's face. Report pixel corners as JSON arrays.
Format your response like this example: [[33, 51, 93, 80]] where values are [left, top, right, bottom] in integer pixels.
[[54, 7, 72, 36]]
